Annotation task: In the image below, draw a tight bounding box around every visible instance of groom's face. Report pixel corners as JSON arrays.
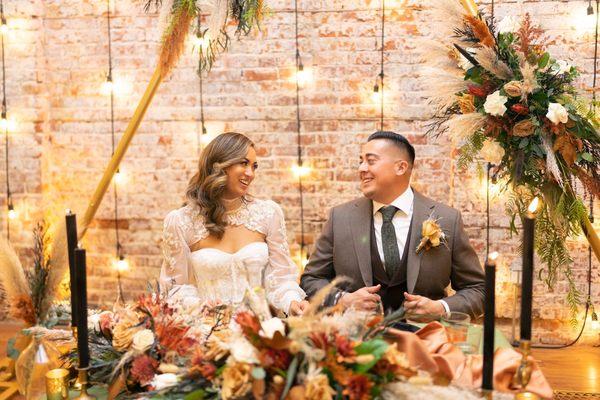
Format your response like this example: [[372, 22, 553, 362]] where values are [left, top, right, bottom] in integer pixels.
[[359, 139, 410, 202]]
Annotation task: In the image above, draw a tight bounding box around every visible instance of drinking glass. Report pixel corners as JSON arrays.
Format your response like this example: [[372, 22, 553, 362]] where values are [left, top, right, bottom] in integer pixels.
[[442, 311, 470, 346]]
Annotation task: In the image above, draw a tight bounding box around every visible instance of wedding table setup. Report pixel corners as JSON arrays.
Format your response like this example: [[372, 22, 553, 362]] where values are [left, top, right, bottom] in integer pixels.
[[0, 0, 599, 399]]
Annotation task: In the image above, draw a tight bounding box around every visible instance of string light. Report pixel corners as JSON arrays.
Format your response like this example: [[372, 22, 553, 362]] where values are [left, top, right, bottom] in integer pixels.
[[113, 254, 129, 272], [0, 16, 7, 36], [592, 309, 599, 331], [0, 114, 14, 131], [113, 169, 125, 185], [295, 63, 313, 87], [371, 74, 383, 103], [7, 202, 16, 220], [1, 0, 13, 239], [293, 0, 308, 264], [292, 162, 311, 178], [377, 0, 386, 129]]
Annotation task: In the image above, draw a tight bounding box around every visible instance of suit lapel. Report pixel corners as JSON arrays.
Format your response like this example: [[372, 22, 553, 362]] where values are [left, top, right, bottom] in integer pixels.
[[349, 197, 373, 286], [406, 190, 435, 293]]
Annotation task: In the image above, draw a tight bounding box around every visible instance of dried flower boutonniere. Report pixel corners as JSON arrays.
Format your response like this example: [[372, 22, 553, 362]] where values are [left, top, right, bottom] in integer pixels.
[[415, 216, 446, 254]]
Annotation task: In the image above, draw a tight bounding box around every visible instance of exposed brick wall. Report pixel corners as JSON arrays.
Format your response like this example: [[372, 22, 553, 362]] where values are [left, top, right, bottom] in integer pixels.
[[0, 0, 598, 344]]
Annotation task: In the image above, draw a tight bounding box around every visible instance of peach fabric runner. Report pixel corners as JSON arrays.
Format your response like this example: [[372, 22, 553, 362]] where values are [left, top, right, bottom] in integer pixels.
[[387, 322, 553, 399]]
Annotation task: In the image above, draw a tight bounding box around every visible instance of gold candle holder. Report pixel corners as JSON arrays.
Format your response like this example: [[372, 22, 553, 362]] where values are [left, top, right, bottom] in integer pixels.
[[74, 367, 96, 400], [512, 340, 540, 400], [45, 369, 69, 400], [480, 389, 493, 399]]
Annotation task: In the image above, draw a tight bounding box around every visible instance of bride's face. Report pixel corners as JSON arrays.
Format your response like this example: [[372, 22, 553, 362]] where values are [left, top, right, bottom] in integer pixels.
[[223, 146, 258, 199]]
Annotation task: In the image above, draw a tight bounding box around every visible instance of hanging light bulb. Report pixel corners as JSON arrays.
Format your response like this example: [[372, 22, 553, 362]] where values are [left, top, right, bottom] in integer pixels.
[[592, 310, 600, 331], [292, 162, 311, 178], [588, 0, 594, 15], [0, 112, 16, 132], [0, 17, 8, 36], [371, 80, 382, 103], [528, 197, 540, 215], [101, 73, 114, 95], [114, 255, 129, 272], [114, 169, 125, 185], [7, 202, 17, 220], [295, 62, 312, 87]]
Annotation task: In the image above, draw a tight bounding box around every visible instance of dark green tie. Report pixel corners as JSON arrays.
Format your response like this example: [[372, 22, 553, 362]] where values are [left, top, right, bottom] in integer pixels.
[[380, 206, 401, 280]]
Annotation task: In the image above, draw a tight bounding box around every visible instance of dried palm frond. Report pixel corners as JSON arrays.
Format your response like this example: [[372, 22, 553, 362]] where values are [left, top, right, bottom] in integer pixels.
[[464, 15, 495, 47], [0, 239, 30, 314], [159, 0, 197, 76], [42, 222, 69, 323], [441, 112, 487, 142], [426, 0, 472, 44], [541, 133, 564, 188], [473, 46, 513, 80], [421, 68, 468, 112]]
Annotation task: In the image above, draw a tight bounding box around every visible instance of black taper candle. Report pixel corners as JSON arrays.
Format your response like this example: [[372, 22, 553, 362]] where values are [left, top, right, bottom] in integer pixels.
[[520, 198, 538, 341], [74, 247, 90, 369], [66, 211, 79, 328], [482, 252, 498, 392]]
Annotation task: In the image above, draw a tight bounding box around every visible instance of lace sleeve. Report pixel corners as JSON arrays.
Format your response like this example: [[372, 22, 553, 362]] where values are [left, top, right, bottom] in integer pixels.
[[263, 201, 306, 314], [160, 209, 192, 286]]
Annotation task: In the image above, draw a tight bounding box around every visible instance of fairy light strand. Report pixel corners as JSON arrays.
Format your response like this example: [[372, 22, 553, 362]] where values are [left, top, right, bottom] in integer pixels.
[[1, 0, 11, 241], [293, 0, 307, 263], [105, 0, 126, 300]]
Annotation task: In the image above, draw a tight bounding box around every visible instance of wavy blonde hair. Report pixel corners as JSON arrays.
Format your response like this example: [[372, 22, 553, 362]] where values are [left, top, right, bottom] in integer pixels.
[[186, 132, 255, 238]]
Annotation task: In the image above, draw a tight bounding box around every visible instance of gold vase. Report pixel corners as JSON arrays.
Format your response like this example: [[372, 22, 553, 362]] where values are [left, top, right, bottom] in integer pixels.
[[14, 333, 61, 398]]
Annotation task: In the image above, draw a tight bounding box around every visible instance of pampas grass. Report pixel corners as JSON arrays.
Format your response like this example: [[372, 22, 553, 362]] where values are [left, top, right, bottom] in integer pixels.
[[421, 68, 468, 113], [473, 46, 513, 80], [0, 238, 30, 312], [441, 113, 487, 142]]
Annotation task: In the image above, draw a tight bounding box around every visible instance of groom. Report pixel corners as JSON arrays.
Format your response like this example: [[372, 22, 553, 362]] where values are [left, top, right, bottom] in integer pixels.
[[300, 131, 485, 318]]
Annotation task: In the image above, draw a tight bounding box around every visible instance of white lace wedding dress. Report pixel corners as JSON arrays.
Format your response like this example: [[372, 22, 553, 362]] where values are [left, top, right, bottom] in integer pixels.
[[160, 198, 306, 314]]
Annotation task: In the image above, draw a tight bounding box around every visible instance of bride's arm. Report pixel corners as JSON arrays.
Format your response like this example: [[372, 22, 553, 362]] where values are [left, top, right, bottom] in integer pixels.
[[264, 201, 306, 314], [160, 209, 192, 286]]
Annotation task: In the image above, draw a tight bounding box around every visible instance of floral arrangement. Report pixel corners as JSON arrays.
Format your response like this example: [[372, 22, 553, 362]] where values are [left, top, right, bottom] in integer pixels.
[[0, 221, 69, 327], [64, 285, 462, 399], [423, 1, 600, 314], [143, 0, 267, 75]]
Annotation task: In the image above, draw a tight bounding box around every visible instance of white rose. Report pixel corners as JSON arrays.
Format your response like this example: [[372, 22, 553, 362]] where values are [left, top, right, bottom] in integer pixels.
[[546, 102, 569, 124], [88, 313, 101, 332], [259, 317, 285, 339], [150, 373, 178, 390], [497, 15, 521, 33], [228, 337, 259, 364], [132, 329, 155, 353], [555, 60, 571, 74], [483, 90, 508, 117], [480, 139, 505, 165]]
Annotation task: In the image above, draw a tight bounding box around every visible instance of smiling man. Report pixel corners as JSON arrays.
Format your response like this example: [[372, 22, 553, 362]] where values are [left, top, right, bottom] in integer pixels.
[[300, 131, 485, 318]]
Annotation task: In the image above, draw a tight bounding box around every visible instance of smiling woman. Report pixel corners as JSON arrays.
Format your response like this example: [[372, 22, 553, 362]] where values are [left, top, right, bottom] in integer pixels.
[[160, 132, 309, 316]]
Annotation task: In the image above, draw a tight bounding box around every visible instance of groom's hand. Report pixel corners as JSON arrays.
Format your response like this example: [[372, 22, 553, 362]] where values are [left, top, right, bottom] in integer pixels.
[[339, 285, 381, 311], [403, 292, 445, 316]]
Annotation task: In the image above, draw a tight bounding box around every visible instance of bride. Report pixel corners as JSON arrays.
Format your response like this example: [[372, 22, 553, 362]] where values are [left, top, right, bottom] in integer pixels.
[[160, 132, 308, 316]]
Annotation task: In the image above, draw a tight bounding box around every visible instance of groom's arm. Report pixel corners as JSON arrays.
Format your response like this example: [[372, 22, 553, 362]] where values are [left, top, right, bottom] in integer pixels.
[[443, 211, 486, 318], [300, 208, 336, 299]]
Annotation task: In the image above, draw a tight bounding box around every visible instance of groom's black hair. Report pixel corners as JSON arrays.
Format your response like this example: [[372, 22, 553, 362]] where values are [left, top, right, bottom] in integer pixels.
[[368, 130, 415, 165]]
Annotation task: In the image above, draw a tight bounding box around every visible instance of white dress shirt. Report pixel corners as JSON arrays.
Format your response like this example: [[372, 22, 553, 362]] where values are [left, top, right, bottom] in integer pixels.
[[372, 187, 450, 315]]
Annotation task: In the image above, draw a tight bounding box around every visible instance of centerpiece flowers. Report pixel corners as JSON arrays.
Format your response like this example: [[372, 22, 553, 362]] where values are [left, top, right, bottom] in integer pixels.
[[423, 0, 600, 315]]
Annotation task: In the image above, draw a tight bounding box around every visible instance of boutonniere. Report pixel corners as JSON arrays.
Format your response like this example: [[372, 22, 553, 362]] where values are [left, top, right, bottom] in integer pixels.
[[416, 215, 447, 254]]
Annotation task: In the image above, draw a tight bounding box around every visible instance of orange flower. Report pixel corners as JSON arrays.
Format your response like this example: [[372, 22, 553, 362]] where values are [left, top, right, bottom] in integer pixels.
[[416, 218, 444, 254], [512, 119, 536, 137], [130, 354, 159, 387], [342, 374, 374, 400], [221, 362, 252, 400], [234, 311, 262, 338]]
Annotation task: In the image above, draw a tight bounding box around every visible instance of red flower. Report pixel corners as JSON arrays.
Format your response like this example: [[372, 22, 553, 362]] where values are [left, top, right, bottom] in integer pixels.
[[467, 84, 489, 98], [154, 319, 197, 356], [511, 103, 530, 115], [191, 347, 217, 380], [310, 332, 330, 349], [130, 354, 159, 387], [343, 374, 374, 400], [234, 311, 262, 338], [137, 292, 174, 318], [334, 334, 356, 358], [259, 348, 292, 371]]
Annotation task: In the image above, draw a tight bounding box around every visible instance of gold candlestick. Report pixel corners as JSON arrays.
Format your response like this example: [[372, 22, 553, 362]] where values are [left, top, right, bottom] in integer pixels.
[[74, 367, 96, 400], [481, 389, 493, 399], [512, 340, 540, 400]]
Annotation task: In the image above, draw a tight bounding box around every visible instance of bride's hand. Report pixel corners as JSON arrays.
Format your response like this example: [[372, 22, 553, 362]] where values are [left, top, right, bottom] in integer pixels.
[[289, 300, 310, 316]]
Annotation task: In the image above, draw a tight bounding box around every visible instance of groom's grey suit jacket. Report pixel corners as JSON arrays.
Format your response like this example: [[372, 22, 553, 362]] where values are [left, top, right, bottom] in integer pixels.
[[300, 190, 485, 318]]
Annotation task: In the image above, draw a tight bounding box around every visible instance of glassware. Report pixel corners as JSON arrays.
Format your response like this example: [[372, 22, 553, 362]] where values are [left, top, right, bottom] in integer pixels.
[[442, 311, 471, 347]]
